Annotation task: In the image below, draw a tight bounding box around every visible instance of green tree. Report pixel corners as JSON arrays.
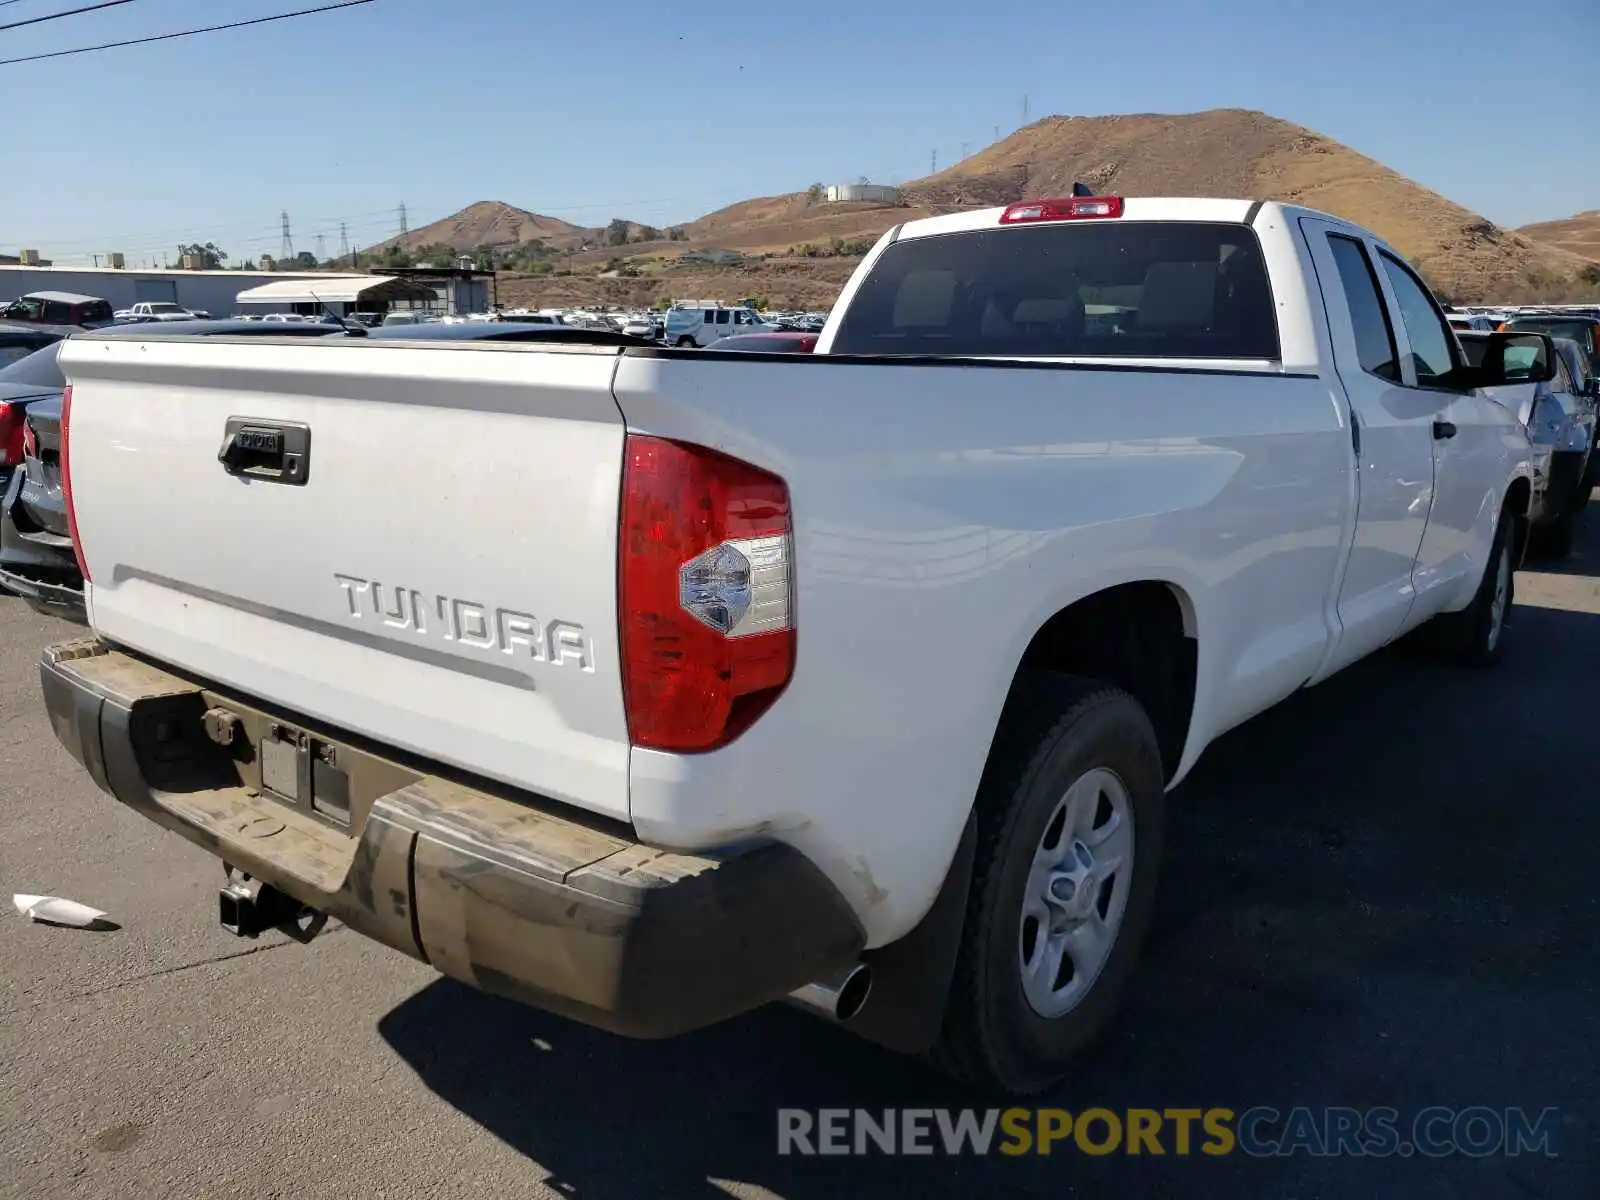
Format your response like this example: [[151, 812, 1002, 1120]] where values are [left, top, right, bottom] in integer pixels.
[[605, 219, 631, 247], [177, 242, 228, 269], [288, 250, 318, 270], [806, 183, 824, 205]]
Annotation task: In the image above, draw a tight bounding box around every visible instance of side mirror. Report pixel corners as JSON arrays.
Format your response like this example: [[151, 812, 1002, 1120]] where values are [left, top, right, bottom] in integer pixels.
[[1467, 332, 1558, 388]]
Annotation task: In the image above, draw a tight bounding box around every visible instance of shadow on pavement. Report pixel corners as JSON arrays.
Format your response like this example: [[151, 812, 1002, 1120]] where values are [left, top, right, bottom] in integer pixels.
[[379, 606, 1598, 1199]]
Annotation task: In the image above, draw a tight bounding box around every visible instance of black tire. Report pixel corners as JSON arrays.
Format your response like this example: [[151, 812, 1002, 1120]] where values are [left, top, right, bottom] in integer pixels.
[[930, 672, 1165, 1096], [1427, 508, 1515, 667], [674, 336, 695, 348]]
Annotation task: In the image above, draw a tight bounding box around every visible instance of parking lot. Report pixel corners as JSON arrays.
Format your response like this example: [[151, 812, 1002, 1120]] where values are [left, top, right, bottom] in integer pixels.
[[0, 535, 1594, 1199]]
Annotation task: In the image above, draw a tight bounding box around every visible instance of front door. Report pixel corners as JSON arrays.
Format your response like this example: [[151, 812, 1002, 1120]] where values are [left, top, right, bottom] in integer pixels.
[[1302, 220, 1439, 680], [1373, 250, 1503, 621]]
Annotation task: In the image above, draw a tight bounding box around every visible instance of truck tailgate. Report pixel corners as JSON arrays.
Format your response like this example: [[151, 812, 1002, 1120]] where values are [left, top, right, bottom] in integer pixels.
[[58, 336, 632, 820]]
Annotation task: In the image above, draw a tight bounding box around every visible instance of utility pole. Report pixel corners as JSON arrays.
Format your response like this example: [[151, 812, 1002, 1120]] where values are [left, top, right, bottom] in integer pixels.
[[930, 149, 937, 174], [961, 142, 969, 161], [1022, 94, 1030, 124], [994, 124, 999, 143], [279, 210, 294, 261], [398, 201, 409, 245], [338, 222, 350, 264], [92, 254, 101, 267], [314, 233, 327, 262]]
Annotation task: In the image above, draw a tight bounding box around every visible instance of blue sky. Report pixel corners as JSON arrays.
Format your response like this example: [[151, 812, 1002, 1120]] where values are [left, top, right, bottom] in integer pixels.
[[2, 0, 1593, 266]]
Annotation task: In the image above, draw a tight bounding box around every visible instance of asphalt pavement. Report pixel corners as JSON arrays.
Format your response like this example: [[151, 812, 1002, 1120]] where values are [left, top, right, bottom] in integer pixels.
[[1, 531, 1596, 1199]]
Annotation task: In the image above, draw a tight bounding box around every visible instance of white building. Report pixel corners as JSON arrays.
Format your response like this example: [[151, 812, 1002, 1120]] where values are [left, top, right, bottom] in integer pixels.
[[0, 264, 346, 318], [824, 183, 902, 205]]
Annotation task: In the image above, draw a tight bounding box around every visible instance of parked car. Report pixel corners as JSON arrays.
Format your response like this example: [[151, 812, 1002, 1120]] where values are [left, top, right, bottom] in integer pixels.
[[0, 321, 350, 616], [621, 315, 663, 339], [706, 331, 820, 352], [112, 301, 199, 322], [1, 291, 114, 327], [1462, 331, 1595, 554], [664, 304, 774, 346], [1497, 311, 1600, 374], [44, 195, 1546, 1096], [1447, 313, 1497, 332], [0, 321, 77, 369]]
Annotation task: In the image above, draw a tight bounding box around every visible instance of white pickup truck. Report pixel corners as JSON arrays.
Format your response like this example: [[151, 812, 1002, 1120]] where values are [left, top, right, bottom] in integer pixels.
[[43, 196, 1553, 1095]]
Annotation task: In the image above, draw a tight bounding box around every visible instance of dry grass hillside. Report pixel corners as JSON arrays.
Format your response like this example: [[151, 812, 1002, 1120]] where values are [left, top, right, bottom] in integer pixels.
[[1519, 210, 1600, 262], [366, 201, 582, 254], [907, 109, 1597, 302], [379, 111, 1600, 308]]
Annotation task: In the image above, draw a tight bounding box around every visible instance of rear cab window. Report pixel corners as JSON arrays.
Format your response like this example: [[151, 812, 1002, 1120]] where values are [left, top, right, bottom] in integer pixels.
[[830, 221, 1280, 359]]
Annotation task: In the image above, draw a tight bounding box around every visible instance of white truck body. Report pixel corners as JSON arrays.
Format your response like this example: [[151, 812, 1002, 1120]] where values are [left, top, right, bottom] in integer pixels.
[[47, 197, 1543, 1087]]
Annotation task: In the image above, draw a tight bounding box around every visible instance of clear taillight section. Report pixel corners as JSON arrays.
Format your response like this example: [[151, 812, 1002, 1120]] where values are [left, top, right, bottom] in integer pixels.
[[620, 434, 795, 752]]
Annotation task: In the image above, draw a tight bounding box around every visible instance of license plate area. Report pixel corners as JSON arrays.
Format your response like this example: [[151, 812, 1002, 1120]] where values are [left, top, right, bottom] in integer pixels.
[[261, 722, 352, 827]]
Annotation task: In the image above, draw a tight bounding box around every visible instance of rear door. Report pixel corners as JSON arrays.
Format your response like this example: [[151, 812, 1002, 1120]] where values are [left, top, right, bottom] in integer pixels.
[[60, 335, 634, 820], [1301, 219, 1437, 677]]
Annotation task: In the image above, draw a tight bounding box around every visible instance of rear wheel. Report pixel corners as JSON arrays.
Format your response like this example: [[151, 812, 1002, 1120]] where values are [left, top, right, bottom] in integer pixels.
[[674, 336, 695, 347], [931, 673, 1164, 1096]]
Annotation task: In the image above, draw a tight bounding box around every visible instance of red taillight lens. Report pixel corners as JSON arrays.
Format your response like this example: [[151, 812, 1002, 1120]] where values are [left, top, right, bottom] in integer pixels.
[[0, 403, 22, 466], [60, 384, 91, 583], [1000, 195, 1125, 224], [620, 434, 795, 752]]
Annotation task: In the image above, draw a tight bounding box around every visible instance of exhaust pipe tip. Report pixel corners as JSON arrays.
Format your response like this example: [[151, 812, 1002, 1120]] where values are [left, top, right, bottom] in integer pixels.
[[835, 963, 872, 1022], [788, 963, 873, 1023]]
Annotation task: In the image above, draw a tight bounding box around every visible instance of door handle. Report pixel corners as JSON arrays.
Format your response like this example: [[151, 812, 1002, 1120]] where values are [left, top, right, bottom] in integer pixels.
[[1433, 420, 1458, 440], [217, 418, 311, 485]]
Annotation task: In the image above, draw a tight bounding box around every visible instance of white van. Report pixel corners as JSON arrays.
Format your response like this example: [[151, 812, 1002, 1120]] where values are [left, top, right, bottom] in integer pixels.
[[664, 304, 773, 347]]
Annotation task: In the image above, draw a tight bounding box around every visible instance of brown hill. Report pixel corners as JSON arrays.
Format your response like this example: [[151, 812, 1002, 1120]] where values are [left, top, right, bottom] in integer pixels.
[[1519, 210, 1600, 263], [901, 109, 1596, 302], [366, 200, 583, 253]]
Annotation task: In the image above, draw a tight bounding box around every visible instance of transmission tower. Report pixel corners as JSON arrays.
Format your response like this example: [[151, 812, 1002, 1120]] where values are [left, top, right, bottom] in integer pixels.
[[279, 210, 294, 260], [398, 201, 408, 245], [314, 233, 327, 262], [338, 222, 350, 262]]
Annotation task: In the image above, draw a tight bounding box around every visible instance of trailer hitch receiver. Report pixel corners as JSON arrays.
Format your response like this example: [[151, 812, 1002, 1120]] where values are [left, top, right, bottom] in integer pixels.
[[219, 868, 328, 943]]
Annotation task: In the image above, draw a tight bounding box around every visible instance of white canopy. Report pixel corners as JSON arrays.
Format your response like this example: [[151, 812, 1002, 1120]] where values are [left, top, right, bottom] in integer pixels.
[[234, 276, 439, 306]]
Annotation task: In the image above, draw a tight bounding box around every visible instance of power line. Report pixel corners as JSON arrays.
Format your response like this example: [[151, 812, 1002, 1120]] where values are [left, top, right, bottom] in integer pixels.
[[0, 0, 139, 33], [279, 210, 294, 260], [0, 0, 377, 68]]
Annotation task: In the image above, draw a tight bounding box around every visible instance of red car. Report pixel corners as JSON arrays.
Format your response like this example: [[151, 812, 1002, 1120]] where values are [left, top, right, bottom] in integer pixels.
[[705, 331, 819, 353]]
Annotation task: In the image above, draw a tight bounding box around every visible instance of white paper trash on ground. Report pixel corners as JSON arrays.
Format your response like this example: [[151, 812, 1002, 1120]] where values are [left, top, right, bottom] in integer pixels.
[[12, 894, 114, 929]]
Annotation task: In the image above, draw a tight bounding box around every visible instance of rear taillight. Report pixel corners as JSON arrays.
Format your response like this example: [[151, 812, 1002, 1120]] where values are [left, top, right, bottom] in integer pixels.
[[60, 384, 90, 582], [1000, 195, 1124, 224], [0, 403, 22, 466], [620, 434, 794, 752]]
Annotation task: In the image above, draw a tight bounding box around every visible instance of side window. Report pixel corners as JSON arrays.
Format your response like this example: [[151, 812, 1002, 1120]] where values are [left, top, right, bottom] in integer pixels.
[[1552, 353, 1573, 394], [715, 310, 731, 325], [1326, 235, 1399, 382], [1377, 252, 1457, 387], [702, 309, 715, 322]]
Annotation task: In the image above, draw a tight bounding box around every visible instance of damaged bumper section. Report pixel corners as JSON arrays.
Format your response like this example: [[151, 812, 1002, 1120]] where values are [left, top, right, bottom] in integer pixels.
[[40, 639, 864, 1038]]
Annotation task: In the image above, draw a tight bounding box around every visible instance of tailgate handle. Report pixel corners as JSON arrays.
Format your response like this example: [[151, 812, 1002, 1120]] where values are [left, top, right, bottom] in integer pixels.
[[218, 418, 311, 486]]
